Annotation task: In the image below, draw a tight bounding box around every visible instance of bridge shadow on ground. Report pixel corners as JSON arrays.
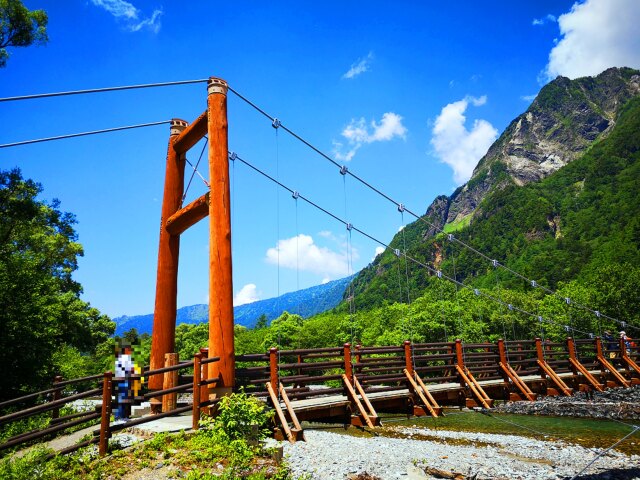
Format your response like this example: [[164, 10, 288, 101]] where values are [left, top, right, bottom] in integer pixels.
[[573, 467, 640, 479]]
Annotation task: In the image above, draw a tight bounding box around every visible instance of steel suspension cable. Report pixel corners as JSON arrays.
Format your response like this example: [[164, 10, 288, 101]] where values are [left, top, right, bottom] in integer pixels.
[[229, 150, 594, 342], [182, 138, 209, 206], [0, 79, 209, 103], [569, 425, 639, 480], [227, 86, 637, 333], [0, 120, 171, 149]]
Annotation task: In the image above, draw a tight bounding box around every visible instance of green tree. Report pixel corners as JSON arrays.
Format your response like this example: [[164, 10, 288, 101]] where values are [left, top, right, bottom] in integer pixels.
[[0, 169, 113, 400], [0, 0, 48, 67]]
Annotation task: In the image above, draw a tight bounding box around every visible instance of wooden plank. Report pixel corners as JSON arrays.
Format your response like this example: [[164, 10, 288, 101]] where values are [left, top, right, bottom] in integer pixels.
[[537, 360, 573, 396], [353, 376, 379, 424], [414, 372, 443, 415], [499, 362, 536, 401], [279, 384, 303, 439], [266, 382, 293, 443], [597, 355, 630, 388], [568, 358, 604, 392], [342, 374, 374, 428], [404, 369, 438, 417], [456, 366, 492, 409]]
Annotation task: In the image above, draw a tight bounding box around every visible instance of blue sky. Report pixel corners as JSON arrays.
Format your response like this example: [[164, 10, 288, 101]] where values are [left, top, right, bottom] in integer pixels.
[[1, 0, 639, 318]]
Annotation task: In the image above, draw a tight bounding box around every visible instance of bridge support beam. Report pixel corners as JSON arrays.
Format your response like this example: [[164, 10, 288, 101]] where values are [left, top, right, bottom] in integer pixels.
[[207, 78, 235, 395], [149, 119, 187, 411]]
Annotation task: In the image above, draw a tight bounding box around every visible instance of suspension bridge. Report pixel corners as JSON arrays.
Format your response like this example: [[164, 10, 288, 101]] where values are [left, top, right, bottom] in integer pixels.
[[1, 76, 639, 471]]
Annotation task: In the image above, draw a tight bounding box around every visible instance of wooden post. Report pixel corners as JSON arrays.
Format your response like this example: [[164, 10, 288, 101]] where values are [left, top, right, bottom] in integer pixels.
[[455, 339, 465, 388], [566, 337, 578, 375], [192, 353, 203, 430], [207, 77, 234, 395], [455, 339, 464, 368], [404, 340, 414, 377], [162, 353, 179, 413], [269, 347, 279, 393], [497, 339, 507, 365], [52, 375, 63, 420], [149, 119, 188, 412], [99, 371, 113, 456], [535, 338, 546, 379], [199, 347, 209, 414], [343, 343, 353, 383]]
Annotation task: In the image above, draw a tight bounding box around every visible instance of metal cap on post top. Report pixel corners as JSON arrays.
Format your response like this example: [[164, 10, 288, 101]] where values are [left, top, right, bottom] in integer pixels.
[[208, 77, 228, 96], [170, 118, 188, 136]]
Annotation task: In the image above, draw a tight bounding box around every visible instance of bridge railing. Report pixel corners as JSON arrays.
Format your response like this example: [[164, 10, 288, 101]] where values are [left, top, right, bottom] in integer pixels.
[[353, 345, 406, 392], [461, 342, 501, 380], [412, 342, 457, 384], [0, 373, 103, 455], [574, 338, 599, 371], [541, 340, 572, 374], [504, 340, 539, 376]]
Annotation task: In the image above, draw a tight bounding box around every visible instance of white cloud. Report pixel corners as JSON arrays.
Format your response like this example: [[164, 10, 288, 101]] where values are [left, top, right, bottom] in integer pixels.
[[372, 246, 385, 261], [265, 234, 356, 280], [334, 112, 407, 161], [543, 0, 640, 81], [430, 95, 498, 185], [532, 14, 557, 26], [233, 283, 260, 307], [520, 94, 537, 102], [90, 0, 163, 33], [343, 52, 374, 79]]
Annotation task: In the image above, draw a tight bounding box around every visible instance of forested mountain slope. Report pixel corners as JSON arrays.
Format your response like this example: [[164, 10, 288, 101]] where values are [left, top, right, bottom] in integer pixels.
[[350, 69, 640, 310]]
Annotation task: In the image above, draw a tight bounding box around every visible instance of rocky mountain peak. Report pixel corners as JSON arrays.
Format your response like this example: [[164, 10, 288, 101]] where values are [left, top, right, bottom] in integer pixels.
[[432, 67, 640, 229]]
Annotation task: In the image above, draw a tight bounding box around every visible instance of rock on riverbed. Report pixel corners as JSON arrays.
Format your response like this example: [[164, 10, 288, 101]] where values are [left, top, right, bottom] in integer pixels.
[[494, 386, 640, 420], [281, 428, 640, 480]]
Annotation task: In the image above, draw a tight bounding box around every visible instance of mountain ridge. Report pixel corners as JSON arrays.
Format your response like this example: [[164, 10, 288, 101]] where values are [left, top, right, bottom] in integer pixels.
[[114, 276, 351, 336]]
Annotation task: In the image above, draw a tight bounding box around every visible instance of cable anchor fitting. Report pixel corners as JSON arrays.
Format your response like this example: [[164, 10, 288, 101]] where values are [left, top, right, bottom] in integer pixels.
[[508, 304, 513, 311], [292, 191, 299, 200], [564, 325, 571, 332], [474, 289, 480, 296], [394, 249, 401, 257], [346, 223, 353, 231], [436, 271, 442, 278], [398, 203, 405, 213], [531, 280, 537, 288], [538, 316, 544, 323], [272, 118, 281, 129], [595, 311, 601, 318], [229, 152, 237, 161], [492, 259, 499, 268], [339, 165, 349, 175]]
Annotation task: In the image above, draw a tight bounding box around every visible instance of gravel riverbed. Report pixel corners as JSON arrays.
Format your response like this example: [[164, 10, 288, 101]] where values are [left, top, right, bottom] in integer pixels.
[[280, 426, 640, 480]]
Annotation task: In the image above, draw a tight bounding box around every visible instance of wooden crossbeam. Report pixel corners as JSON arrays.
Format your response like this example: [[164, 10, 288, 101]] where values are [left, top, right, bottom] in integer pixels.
[[537, 359, 573, 396], [597, 355, 631, 388], [173, 110, 208, 155], [404, 369, 442, 417], [166, 193, 209, 236], [568, 358, 605, 392], [499, 362, 536, 401], [455, 365, 492, 409]]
